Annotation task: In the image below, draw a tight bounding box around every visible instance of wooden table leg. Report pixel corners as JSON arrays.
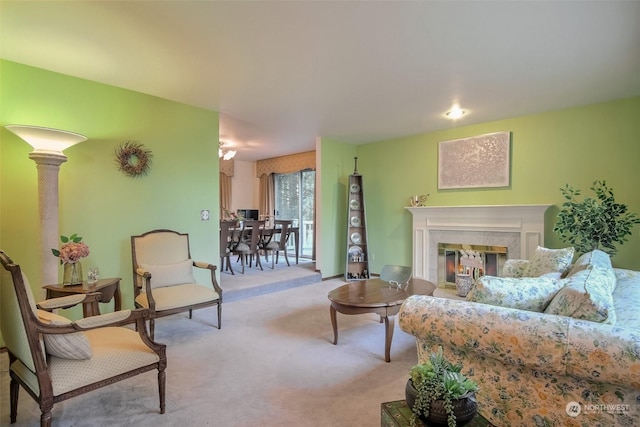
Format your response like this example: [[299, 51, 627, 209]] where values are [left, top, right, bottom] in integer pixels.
[[83, 301, 100, 317], [383, 315, 394, 363], [330, 305, 338, 345], [113, 284, 122, 311]]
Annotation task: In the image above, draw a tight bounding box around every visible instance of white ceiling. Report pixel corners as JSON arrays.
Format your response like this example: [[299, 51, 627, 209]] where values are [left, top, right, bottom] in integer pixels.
[[2, 1, 639, 161]]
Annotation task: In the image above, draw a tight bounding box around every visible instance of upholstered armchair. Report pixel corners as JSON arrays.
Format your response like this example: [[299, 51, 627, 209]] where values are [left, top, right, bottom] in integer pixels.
[[0, 250, 167, 427], [131, 229, 223, 339]]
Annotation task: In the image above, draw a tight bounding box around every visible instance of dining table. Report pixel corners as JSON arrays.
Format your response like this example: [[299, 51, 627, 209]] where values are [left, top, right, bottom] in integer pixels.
[[223, 222, 301, 264]]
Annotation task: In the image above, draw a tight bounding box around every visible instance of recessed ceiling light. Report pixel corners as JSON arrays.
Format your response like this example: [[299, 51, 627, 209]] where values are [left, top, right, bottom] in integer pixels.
[[445, 106, 466, 119]]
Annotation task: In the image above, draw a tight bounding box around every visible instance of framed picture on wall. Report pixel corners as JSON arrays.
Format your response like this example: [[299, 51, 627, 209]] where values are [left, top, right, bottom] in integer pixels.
[[438, 131, 511, 190]]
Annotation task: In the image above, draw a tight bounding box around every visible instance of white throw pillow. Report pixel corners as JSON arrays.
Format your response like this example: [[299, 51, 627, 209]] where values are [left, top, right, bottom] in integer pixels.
[[139, 259, 196, 289], [466, 276, 565, 312], [523, 246, 574, 277], [37, 310, 92, 359]]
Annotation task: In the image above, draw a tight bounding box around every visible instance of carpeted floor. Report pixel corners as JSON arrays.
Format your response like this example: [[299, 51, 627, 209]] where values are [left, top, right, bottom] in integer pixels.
[[1, 273, 420, 427], [220, 258, 322, 301]]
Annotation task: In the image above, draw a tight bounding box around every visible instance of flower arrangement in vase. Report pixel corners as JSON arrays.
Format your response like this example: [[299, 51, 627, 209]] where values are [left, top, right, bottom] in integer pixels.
[[52, 234, 90, 285]]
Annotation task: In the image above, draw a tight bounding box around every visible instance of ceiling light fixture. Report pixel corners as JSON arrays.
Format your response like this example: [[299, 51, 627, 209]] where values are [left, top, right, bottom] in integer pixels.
[[218, 142, 236, 161], [446, 105, 466, 120]]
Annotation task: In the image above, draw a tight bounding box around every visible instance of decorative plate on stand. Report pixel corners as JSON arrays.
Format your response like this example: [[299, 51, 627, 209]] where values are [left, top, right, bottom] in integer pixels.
[[350, 183, 360, 193], [350, 216, 361, 227], [350, 232, 362, 244], [349, 199, 360, 210]]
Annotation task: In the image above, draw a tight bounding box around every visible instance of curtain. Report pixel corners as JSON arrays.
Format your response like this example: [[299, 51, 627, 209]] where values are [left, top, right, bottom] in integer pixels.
[[256, 151, 315, 220], [219, 158, 234, 218], [259, 174, 274, 220], [220, 173, 232, 218]]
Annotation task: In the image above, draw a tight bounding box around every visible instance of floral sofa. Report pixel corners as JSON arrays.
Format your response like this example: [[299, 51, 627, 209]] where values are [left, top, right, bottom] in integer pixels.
[[399, 249, 640, 427]]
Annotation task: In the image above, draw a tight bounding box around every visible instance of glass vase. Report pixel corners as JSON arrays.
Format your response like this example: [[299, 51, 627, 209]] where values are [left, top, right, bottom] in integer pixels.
[[63, 261, 83, 285]]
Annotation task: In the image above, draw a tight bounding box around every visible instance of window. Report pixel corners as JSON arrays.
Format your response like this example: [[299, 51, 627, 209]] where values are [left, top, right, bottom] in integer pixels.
[[274, 170, 315, 258]]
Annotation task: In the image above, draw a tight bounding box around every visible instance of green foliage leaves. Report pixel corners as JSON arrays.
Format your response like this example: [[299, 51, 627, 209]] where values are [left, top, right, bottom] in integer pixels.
[[408, 346, 478, 427], [51, 234, 83, 257], [554, 180, 639, 256]]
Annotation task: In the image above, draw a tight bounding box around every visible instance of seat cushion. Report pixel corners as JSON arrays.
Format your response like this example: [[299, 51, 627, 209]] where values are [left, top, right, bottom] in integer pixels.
[[47, 327, 160, 396], [135, 283, 220, 311], [523, 246, 574, 277], [139, 259, 195, 289], [37, 310, 92, 360], [466, 276, 564, 312]]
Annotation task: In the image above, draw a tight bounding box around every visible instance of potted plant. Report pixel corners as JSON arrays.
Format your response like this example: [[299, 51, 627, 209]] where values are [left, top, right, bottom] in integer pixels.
[[405, 346, 479, 427], [553, 180, 640, 256]]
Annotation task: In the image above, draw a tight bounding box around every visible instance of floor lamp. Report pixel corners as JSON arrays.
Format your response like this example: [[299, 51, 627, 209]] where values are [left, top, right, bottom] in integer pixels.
[[5, 125, 87, 288]]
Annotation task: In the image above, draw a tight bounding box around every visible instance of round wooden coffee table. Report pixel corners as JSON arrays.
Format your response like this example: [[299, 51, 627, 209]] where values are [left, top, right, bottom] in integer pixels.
[[328, 278, 435, 362]]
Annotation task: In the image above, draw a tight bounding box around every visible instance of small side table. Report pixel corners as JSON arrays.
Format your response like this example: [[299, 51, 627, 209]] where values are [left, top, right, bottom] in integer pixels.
[[381, 400, 494, 427], [43, 277, 122, 317]]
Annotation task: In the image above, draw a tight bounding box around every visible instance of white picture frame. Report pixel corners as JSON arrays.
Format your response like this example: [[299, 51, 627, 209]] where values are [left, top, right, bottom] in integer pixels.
[[438, 131, 511, 190]]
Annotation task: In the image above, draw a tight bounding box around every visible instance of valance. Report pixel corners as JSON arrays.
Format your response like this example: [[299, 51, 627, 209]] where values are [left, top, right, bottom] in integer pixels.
[[219, 158, 234, 177], [256, 151, 315, 177]]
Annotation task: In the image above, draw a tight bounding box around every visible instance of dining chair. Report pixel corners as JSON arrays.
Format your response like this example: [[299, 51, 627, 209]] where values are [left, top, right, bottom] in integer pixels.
[[131, 229, 223, 339], [260, 219, 293, 269], [232, 219, 266, 273], [0, 250, 167, 427], [220, 220, 238, 275]]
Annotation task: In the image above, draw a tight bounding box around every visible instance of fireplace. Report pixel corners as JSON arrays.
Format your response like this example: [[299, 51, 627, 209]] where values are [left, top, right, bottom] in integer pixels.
[[438, 243, 507, 288], [407, 205, 551, 284]]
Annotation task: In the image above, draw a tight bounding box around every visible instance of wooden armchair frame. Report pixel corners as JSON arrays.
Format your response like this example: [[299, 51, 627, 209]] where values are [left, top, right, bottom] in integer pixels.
[[0, 250, 167, 427], [131, 229, 223, 339]]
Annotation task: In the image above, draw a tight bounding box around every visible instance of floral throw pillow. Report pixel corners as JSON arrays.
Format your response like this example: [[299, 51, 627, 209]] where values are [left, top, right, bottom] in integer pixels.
[[544, 265, 617, 324], [523, 246, 574, 277], [502, 259, 530, 278], [466, 276, 565, 312]]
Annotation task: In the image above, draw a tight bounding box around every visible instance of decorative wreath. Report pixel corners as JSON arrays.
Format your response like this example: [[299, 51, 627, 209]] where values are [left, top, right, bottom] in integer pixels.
[[114, 141, 152, 177]]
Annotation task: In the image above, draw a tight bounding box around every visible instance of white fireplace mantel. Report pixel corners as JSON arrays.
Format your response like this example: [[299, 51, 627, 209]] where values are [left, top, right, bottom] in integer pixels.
[[407, 204, 552, 283]]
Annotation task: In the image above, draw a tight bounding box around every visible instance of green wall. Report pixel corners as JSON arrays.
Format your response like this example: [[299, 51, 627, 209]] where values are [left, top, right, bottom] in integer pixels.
[[0, 60, 220, 333], [2, 59, 639, 345], [318, 138, 358, 278], [326, 97, 640, 276]]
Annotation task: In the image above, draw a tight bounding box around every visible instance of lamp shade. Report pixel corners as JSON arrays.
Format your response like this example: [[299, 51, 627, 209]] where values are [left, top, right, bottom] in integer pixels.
[[6, 125, 87, 154]]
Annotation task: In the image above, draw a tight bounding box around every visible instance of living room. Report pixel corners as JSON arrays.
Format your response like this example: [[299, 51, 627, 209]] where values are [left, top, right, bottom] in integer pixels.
[[1, 2, 640, 426]]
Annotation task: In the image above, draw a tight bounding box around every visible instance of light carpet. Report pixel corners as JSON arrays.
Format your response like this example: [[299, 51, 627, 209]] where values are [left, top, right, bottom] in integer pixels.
[[1, 278, 419, 427], [220, 259, 322, 302]]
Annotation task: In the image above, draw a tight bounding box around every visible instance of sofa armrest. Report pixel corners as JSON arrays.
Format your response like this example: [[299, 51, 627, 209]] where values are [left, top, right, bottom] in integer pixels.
[[398, 295, 640, 389], [399, 295, 570, 375]]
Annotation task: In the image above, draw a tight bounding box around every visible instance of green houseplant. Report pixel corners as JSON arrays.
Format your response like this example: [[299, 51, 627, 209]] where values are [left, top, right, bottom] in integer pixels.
[[405, 346, 479, 427], [553, 180, 640, 256]]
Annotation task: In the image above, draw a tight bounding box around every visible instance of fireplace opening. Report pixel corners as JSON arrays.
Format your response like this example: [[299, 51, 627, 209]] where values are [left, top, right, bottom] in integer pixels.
[[438, 243, 507, 288]]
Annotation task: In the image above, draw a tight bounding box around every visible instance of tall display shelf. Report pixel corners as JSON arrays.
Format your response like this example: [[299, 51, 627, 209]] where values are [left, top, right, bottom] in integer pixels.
[[346, 158, 370, 281]]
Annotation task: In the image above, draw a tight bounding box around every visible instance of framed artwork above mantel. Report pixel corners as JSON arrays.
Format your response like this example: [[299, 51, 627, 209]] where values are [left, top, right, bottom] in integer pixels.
[[438, 131, 511, 190]]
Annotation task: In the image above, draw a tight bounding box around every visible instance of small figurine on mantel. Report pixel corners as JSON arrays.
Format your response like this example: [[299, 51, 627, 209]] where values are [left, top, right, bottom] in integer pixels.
[[409, 194, 429, 207]]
